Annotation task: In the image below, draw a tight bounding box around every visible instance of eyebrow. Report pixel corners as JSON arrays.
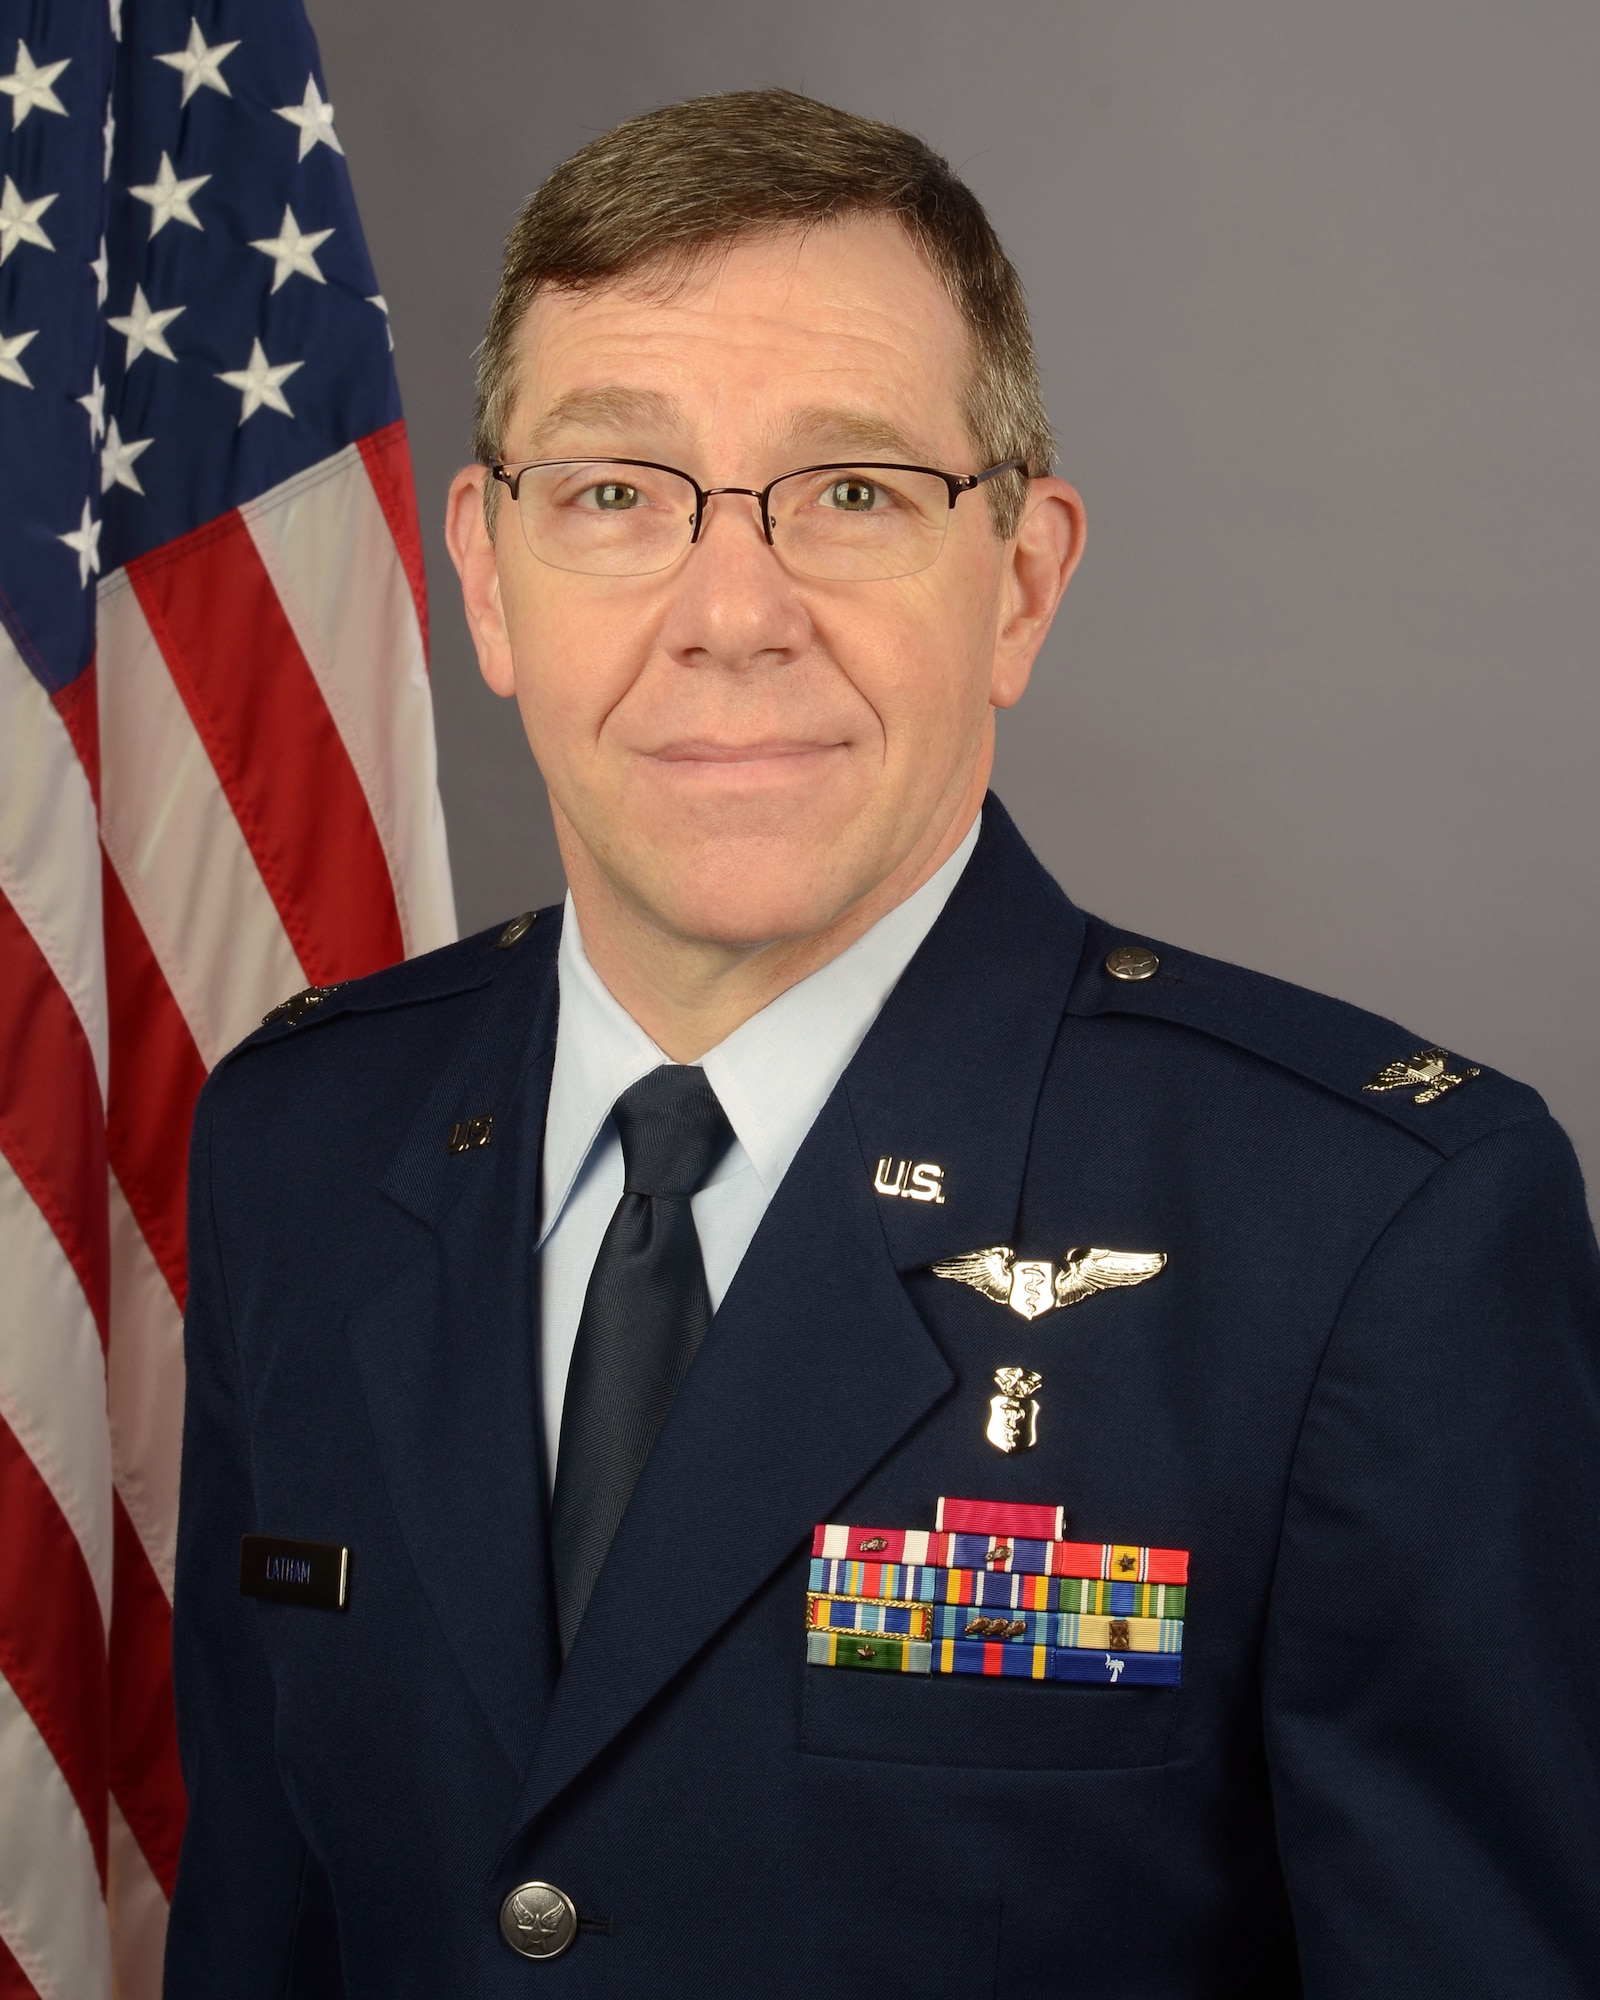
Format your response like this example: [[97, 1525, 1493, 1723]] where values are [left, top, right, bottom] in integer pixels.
[[516, 392, 932, 468], [519, 387, 684, 458], [773, 407, 928, 462]]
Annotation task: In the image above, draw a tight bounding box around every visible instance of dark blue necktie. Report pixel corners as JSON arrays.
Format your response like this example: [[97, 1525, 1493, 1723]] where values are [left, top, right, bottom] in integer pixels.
[[550, 1064, 734, 1654]]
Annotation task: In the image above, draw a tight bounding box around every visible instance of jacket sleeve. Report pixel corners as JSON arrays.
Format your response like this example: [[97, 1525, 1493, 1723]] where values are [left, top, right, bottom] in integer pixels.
[[163, 1078, 343, 1998], [1264, 1113, 1600, 1997]]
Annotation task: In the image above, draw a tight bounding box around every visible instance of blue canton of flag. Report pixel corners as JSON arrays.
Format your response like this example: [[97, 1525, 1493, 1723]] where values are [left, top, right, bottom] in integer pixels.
[[0, 0, 398, 692]]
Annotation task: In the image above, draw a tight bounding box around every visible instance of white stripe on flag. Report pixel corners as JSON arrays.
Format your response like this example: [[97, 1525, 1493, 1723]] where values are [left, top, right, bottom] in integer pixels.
[[0, 1670, 111, 2000], [0, 629, 108, 1102], [107, 1175, 184, 1604], [0, 1152, 113, 1630], [96, 568, 307, 1069], [107, 1796, 168, 2000], [243, 446, 456, 958]]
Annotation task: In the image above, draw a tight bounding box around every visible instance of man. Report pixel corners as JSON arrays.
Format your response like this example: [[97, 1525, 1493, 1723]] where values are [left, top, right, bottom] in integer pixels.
[[166, 90, 1600, 1997]]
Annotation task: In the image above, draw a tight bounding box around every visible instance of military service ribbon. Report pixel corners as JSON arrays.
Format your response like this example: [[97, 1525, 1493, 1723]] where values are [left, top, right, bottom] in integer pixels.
[[808, 1560, 1188, 1615], [811, 1524, 1188, 1583], [929, 1606, 1183, 1652], [805, 1631, 932, 1673], [934, 1639, 1182, 1686], [807, 1595, 935, 1640], [806, 1501, 1190, 1689], [934, 1496, 1066, 1539]]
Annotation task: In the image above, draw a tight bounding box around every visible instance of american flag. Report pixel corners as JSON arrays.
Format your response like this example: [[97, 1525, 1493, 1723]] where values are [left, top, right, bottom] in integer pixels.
[[0, 1, 454, 1992]]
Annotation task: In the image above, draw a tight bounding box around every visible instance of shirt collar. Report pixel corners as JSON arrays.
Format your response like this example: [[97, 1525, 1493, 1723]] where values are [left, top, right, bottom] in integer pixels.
[[538, 813, 981, 1245]]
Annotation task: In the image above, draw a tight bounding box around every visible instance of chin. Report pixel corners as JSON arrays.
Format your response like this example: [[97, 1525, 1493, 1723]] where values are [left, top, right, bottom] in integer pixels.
[[644, 838, 863, 951]]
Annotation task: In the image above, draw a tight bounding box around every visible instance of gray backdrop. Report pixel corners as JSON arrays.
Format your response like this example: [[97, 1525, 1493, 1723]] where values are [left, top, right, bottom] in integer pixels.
[[305, 0, 1600, 1208]]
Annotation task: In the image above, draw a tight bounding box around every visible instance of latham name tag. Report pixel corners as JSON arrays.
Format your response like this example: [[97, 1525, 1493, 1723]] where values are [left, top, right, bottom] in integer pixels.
[[239, 1534, 349, 1611]]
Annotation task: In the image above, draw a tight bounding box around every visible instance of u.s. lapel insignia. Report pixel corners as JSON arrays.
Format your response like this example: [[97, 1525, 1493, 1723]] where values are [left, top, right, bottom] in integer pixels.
[[932, 1245, 1166, 1319], [1362, 1046, 1481, 1106], [987, 1367, 1042, 1453], [874, 1156, 947, 1204], [447, 1114, 494, 1153]]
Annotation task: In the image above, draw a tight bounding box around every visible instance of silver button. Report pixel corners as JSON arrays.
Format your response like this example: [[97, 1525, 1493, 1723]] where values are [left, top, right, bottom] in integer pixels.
[[1105, 944, 1159, 982], [499, 1881, 578, 1960], [496, 911, 537, 950]]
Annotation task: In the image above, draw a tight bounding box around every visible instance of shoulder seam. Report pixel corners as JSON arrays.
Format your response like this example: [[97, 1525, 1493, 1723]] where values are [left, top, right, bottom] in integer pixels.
[[1067, 918, 1546, 1159], [220, 909, 562, 1072]]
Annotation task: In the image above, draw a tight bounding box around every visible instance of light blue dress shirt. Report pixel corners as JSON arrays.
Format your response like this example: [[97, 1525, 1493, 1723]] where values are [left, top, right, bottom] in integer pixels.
[[536, 812, 981, 1485]]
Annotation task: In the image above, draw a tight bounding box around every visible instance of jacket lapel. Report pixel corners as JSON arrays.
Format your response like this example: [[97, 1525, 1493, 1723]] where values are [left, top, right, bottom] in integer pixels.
[[505, 1085, 953, 1839], [846, 798, 1088, 1279], [345, 921, 562, 1776], [507, 799, 1089, 1835]]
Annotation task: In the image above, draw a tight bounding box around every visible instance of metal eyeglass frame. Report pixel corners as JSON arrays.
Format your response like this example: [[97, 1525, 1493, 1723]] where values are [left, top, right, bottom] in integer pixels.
[[486, 456, 1028, 551]]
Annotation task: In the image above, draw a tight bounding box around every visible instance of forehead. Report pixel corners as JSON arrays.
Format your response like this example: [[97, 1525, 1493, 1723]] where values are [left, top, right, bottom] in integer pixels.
[[505, 215, 974, 458]]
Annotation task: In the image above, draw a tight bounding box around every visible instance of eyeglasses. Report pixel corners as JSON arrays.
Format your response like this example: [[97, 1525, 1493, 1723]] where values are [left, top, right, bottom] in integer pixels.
[[486, 456, 1026, 582]]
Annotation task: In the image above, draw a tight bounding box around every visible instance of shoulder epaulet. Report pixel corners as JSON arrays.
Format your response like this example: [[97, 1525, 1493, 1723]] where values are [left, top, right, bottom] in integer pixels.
[[1066, 915, 1546, 1158], [222, 905, 559, 1068]]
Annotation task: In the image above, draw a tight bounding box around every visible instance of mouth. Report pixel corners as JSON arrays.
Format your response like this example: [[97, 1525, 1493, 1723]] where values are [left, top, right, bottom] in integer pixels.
[[645, 739, 847, 776]]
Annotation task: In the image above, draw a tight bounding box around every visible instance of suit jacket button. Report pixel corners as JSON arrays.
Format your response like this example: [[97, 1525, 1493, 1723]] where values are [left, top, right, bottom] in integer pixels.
[[1105, 943, 1159, 981], [499, 1881, 578, 1960]]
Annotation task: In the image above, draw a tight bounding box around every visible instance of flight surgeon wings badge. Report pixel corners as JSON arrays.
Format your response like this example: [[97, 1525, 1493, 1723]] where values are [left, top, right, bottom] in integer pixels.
[[931, 1245, 1167, 1320]]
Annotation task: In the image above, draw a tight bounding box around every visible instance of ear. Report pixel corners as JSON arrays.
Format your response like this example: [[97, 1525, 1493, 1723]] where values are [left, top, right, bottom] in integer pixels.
[[445, 465, 516, 698], [989, 477, 1086, 710]]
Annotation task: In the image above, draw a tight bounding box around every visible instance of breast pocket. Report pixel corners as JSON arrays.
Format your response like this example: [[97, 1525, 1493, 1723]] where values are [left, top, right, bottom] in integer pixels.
[[801, 1511, 1190, 1768], [800, 1660, 1180, 1770]]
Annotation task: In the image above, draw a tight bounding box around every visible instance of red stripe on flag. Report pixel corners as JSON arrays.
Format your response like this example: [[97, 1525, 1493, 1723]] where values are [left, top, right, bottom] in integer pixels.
[[51, 659, 101, 812], [109, 1498, 185, 1898], [358, 421, 429, 659], [0, 1414, 108, 1883], [0, 887, 108, 1340], [101, 857, 207, 1311], [0, 1932, 41, 2000], [127, 515, 405, 985]]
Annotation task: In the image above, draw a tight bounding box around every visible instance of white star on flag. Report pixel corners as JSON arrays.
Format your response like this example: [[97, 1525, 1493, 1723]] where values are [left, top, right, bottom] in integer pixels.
[[250, 206, 333, 292], [108, 284, 184, 364], [1, 40, 71, 126], [101, 417, 153, 494], [108, 0, 122, 39], [0, 176, 57, 263], [91, 234, 108, 304], [78, 367, 107, 441], [274, 76, 342, 160], [59, 499, 102, 586], [368, 293, 394, 351], [104, 97, 115, 177], [217, 337, 303, 423], [0, 325, 38, 387], [129, 151, 208, 235], [155, 19, 239, 103]]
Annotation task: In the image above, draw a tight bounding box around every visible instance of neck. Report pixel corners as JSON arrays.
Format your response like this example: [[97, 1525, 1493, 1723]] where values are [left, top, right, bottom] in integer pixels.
[[556, 772, 986, 1063]]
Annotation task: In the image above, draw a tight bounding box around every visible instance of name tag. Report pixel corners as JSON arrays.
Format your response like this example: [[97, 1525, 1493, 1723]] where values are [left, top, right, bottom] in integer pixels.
[[239, 1534, 349, 1610]]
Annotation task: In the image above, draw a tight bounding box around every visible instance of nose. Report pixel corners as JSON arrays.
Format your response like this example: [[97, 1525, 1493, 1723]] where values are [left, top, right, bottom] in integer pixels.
[[657, 485, 807, 671]]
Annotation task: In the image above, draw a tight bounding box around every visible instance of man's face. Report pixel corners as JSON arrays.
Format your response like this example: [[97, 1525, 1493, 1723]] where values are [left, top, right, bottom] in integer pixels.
[[450, 215, 1082, 954]]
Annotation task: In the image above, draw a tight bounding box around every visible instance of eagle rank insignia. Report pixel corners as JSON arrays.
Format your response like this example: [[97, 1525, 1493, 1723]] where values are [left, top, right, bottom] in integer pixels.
[[1362, 1046, 1481, 1106], [932, 1245, 1167, 1320]]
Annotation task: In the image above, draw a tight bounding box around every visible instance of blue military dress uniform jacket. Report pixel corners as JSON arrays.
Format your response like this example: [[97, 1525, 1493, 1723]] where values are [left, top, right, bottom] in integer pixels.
[[165, 798, 1600, 1997]]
